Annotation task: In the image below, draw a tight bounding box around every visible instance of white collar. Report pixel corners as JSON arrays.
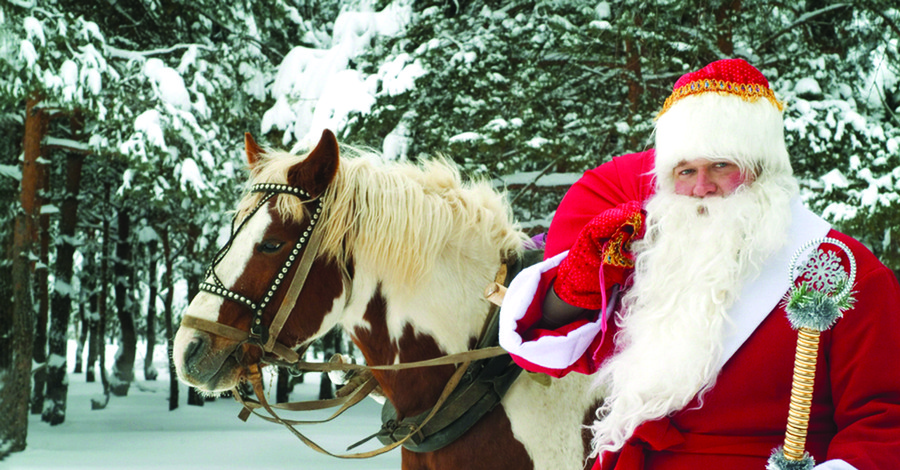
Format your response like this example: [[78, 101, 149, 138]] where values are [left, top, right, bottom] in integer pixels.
[[718, 198, 832, 369]]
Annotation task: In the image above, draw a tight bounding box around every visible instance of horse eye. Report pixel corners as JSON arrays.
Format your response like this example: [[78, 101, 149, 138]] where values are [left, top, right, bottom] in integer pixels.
[[257, 240, 284, 254]]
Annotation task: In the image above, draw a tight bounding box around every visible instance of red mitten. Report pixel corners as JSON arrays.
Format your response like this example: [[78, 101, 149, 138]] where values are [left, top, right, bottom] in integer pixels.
[[553, 200, 645, 310]]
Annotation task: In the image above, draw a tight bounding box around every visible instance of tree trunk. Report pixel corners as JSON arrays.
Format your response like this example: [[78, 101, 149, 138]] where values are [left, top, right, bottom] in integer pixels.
[[277, 367, 291, 403], [30, 142, 51, 416], [91, 183, 112, 409], [43, 131, 87, 425], [623, 13, 644, 149], [110, 208, 136, 396], [84, 232, 99, 383], [161, 228, 179, 410], [74, 304, 88, 373], [318, 328, 341, 400], [1, 96, 44, 457], [715, 0, 741, 56], [144, 239, 159, 381], [184, 223, 206, 406]]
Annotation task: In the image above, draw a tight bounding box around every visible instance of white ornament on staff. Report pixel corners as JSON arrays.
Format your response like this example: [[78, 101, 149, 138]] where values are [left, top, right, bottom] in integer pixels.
[[767, 237, 857, 470]]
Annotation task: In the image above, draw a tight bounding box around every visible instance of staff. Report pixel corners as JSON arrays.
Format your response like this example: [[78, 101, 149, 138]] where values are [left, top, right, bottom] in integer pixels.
[[768, 238, 857, 470]]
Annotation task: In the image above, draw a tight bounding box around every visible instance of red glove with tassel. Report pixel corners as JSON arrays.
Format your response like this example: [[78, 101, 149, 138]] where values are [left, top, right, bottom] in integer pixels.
[[553, 200, 645, 310]]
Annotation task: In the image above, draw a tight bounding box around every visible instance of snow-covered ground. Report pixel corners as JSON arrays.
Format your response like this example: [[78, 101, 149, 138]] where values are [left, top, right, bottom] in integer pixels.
[[5, 343, 401, 470]]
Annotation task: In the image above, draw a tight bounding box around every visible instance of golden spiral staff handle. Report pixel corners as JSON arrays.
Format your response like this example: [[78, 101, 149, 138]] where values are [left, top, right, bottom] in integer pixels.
[[767, 238, 857, 470], [782, 327, 820, 461]]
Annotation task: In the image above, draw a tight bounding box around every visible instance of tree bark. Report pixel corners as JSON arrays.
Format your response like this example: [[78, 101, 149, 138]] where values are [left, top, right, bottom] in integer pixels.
[[74, 304, 88, 374], [84, 231, 99, 383], [184, 223, 206, 406], [277, 367, 291, 403], [161, 228, 178, 410], [110, 208, 136, 396], [317, 328, 341, 400], [42, 114, 87, 425], [43, 137, 86, 424], [715, 1, 741, 56], [91, 183, 112, 409], [144, 239, 159, 381], [623, 13, 644, 150], [30, 138, 51, 416], [1, 96, 44, 457]]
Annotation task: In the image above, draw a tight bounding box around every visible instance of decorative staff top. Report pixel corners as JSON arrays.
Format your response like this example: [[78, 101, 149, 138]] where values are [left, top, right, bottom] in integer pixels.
[[784, 237, 857, 332]]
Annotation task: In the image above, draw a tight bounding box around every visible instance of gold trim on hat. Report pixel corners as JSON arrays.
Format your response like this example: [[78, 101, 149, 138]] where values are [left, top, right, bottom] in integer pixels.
[[656, 78, 785, 119]]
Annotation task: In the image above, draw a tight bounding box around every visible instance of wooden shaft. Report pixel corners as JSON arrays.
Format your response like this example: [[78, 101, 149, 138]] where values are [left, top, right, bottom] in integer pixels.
[[783, 327, 820, 461]]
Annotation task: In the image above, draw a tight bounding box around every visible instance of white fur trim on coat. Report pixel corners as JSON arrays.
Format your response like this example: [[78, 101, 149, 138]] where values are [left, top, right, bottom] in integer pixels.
[[813, 459, 857, 470], [499, 251, 613, 369]]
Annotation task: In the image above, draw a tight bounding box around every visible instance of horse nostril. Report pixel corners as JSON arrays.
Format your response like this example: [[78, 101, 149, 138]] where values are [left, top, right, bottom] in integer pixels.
[[183, 338, 206, 367]]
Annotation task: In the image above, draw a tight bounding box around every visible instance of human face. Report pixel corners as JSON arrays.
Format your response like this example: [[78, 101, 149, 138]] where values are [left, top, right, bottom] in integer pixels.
[[672, 158, 751, 197]]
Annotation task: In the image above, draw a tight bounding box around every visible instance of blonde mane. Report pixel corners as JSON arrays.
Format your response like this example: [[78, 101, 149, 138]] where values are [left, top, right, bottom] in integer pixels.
[[237, 146, 526, 288]]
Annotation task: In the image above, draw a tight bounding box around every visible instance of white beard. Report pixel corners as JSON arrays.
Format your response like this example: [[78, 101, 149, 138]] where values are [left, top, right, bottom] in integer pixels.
[[589, 177, 795, 460]]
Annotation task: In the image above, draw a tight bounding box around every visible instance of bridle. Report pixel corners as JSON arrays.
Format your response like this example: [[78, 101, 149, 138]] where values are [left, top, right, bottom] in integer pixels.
[[185, 182, 324, 364]]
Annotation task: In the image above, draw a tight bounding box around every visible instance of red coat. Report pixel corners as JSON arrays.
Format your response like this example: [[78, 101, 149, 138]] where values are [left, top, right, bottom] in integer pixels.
[[498, 150, 900, 469]]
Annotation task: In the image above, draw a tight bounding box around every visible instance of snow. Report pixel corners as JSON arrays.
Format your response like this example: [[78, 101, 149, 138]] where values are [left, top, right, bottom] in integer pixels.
[[59, 60, 78, 101], [821, 168, 849, 193], [448, 131, 483, 143], [382, 121, 410, 160], [52, 279, 74, 297], [134, 110, 167, 150], [6, 343, 401, 469], [44, 137, 90, 153], [23, 16, 44, 47], [38, 205, 59, 215], [178, 158, 207, 195], [143, 58, 192, 111], [0, 164, 22, 181], [794, 77, 821, 97], [262, 0, 413, 148], [495, 171, 582, 187], [137, 226, 159, 244], [19, 39, 37, 67]]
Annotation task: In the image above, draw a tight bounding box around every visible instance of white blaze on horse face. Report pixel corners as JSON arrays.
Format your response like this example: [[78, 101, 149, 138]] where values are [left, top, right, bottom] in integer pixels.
[[185, 208, 274, 322]]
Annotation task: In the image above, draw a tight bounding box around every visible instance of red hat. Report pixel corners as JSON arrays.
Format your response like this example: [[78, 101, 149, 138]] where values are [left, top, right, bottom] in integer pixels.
[[654, 59, 792, 191]]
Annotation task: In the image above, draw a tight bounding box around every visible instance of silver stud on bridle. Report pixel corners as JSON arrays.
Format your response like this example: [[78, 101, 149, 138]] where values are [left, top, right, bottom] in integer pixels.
[[199, 183, 322, 347]]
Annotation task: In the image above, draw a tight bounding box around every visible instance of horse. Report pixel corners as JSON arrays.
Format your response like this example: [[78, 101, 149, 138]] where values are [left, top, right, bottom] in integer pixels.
[[173, 129, 601, 470]]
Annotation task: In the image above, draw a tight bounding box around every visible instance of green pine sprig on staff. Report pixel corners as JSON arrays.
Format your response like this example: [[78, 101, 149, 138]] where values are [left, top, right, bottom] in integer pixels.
[[784, 278, 856, 332]]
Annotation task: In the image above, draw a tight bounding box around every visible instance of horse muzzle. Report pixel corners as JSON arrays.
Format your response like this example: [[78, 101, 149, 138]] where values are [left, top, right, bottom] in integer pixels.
[[173, 325, 246, 392]]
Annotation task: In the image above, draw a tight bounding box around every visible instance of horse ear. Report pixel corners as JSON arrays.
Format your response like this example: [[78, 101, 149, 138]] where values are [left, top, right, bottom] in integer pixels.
[[288, 129, 339, 198], [245, 132, 264, 168]]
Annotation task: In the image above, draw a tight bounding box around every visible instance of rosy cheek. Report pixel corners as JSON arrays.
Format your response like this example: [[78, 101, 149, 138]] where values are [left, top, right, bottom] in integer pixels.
[[673, 179, 693, 196], [722, 171, 748, 194]]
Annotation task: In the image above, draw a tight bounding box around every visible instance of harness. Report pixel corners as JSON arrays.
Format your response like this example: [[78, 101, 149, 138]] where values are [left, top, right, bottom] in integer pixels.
[[182, 180, 535, 458], [369, 249, 543, 453]]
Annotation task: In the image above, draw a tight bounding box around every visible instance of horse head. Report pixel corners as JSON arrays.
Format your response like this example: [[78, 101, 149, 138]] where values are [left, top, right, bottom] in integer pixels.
[[173, 130, 346, 392]]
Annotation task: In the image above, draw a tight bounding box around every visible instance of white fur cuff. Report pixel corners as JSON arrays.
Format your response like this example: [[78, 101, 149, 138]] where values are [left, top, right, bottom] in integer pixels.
[[499, 251, 605, 370]]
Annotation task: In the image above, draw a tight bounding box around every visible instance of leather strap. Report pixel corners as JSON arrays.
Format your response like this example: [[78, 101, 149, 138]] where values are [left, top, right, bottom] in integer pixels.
[[236, 375, 380, 424], [237, 359, 472, 459], [264, 217, 327, 354], [181, 315, 299, 363]]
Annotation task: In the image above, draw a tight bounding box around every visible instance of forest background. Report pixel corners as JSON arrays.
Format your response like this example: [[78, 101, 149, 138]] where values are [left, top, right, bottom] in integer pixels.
[[1, 0, 898, 459]]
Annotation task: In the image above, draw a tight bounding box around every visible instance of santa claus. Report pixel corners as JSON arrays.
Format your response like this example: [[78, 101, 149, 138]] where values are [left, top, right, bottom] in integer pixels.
[[498, 59, 900, 469]]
